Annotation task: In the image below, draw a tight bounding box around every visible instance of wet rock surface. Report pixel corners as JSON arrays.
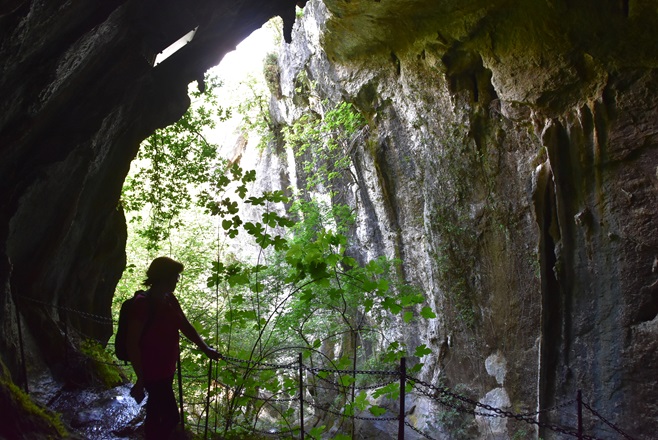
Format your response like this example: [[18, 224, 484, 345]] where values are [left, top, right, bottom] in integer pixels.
[[48, 384, 145, 439]]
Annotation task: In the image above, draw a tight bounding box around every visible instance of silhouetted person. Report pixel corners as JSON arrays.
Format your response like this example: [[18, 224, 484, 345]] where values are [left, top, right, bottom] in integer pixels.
[[126, 257, 220, 439]]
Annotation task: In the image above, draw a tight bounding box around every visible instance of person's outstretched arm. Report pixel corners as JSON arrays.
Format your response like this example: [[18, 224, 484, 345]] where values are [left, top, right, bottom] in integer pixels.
[[171, 294, 221, 360], [180, 317, 221, 360]]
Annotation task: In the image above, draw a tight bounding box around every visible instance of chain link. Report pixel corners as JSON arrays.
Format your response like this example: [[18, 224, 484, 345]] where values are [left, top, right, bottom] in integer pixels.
[[404, 420, 438, 440], [582, 400, 636, 440], [303, 398, 399, 422], [218, 353, 297, 371], [14, 294, 115, 324], [354, 380, 400, 391], [305, 366, 400, 392], [305, 365, 400, 377], [242, 392, 299, 403], [234, 421, 300, 437], [409, 375, 602, 439]]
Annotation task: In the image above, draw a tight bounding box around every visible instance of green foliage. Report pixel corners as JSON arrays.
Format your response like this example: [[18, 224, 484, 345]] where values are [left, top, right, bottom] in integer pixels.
[[79, 339, 125, 388], [116, 57, 433, 439], [235, 75, 276, 151], [0, 362, 68, 437], [512, 428, 532, 440], [432, 382, 477, 440], [121, 72, 230, 251], [283, 101, 366, 193], [263, 52, 281, 98]]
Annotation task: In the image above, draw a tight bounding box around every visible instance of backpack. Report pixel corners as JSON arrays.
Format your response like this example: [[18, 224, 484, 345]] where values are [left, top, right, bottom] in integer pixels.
[[115, 290, 151, 362]]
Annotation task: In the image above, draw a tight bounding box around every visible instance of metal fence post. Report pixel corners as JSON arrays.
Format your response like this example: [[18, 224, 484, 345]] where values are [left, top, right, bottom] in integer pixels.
[[204, 357, 212, 439], [398, 357, 406, 440], [178, 356, 185, 431], [299, 353, 305, 440]]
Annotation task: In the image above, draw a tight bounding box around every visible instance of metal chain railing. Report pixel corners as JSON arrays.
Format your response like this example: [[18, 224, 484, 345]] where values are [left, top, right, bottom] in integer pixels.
[[306, 365, 400, 376], [14, 293, 114, 324], [404, 420, 437, 440], [408, 375, 611, 440], [234, 422, 300, 438], [217, 352, 297, 371], [305, 366, 399, 391], [582, 399, 635, 440], [9, 292, 638, 440], [303, 397, 399, 422]]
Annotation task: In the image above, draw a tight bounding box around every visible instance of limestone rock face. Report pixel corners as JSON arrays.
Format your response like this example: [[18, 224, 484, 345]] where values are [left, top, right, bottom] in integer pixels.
[[269, 1, 658, 438]]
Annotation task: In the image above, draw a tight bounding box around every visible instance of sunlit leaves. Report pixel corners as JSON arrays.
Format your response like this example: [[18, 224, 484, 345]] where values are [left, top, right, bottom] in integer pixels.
[[381, 341, 406, 364], [121, 72, 230, 251], [283, 101, 366, 193], [372, 382, 399, 400], [308, 425, 326, 440], [420, 306, 437, 319], [368, 405, 387, 417], [338, 374, 356, 387], [118, 66, 441, 438], [414, 344, 432, 358]]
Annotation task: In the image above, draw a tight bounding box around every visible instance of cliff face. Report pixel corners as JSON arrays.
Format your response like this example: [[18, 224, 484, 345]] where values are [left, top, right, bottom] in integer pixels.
[[269, 0, 658, 438], [0, 0, 657, 438]]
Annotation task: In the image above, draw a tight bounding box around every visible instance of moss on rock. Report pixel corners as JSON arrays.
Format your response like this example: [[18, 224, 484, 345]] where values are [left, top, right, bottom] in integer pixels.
[[0, 361, 68, 439]]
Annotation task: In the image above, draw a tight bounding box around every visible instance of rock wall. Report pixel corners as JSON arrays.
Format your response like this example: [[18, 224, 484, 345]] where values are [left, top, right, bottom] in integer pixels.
[[267, 0, 658, 438]]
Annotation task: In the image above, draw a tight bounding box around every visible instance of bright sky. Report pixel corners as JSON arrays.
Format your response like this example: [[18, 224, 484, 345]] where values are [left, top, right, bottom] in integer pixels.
[[210, 23, 280, 82], [203, 19, 281, 151]]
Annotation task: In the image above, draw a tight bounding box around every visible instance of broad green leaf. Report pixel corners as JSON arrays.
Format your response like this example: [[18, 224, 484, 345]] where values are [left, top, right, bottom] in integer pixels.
[[369, 405, 387, 417], [354, 391, 368, 410], [339, 375, 356, 387], [414, 344, 432, 357], [382, 297, 403, 314], [420, 306, 437, 319], [309, 425, 325, 439], [300, 289, 313, 302], [399, 294, 424, 307], [227, 272, 249, 286], [372, 382, 399, 400]]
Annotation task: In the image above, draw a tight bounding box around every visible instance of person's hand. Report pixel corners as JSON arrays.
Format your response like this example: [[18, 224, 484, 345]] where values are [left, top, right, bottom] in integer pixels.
[[130, 380, 145, 404], [204, 346, 221, 361]]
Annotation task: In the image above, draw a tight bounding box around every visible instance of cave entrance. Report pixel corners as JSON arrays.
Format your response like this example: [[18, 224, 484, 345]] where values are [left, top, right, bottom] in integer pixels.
[[115, 17, 284, 325], [119, 17, 281, 274]]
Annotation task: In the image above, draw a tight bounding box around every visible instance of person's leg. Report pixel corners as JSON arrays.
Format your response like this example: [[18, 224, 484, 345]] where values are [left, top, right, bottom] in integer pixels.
[[144, 376, 180, 439]]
